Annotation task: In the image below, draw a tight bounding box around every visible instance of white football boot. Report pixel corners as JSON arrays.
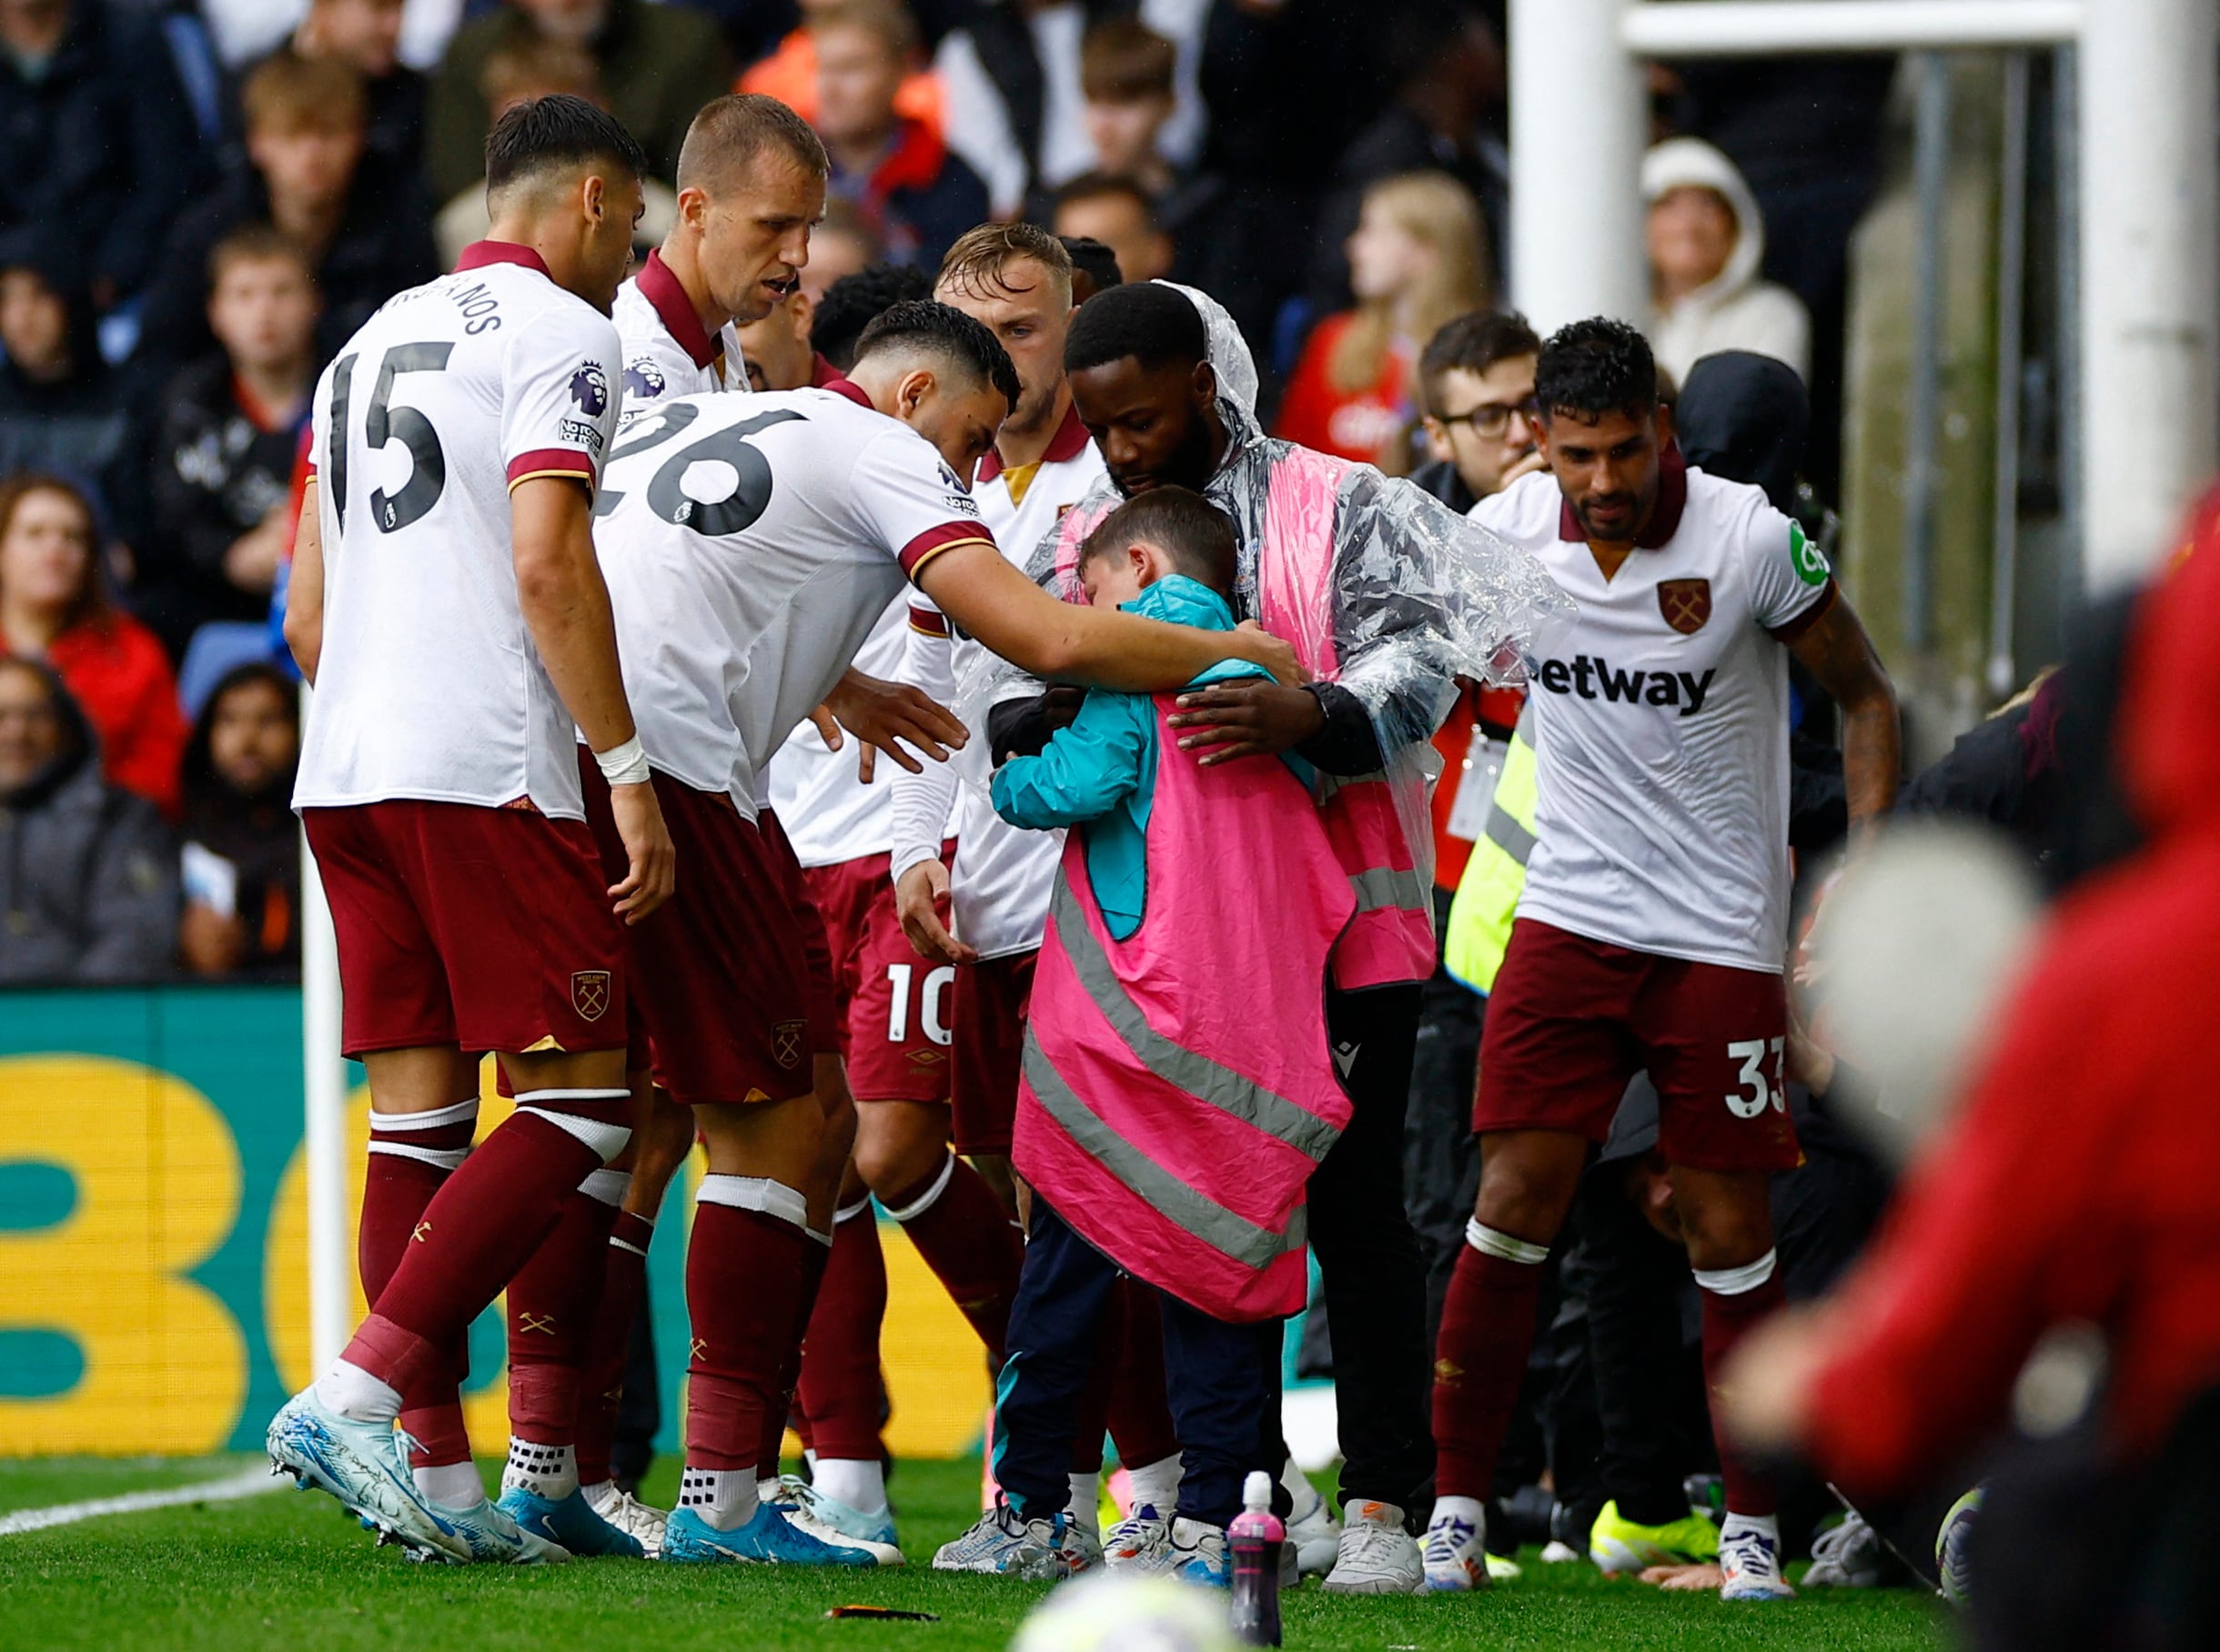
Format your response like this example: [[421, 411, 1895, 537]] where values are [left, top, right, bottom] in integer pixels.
[[1718, 1514, 1797, 1600], [582, 1481, 670, 1559]]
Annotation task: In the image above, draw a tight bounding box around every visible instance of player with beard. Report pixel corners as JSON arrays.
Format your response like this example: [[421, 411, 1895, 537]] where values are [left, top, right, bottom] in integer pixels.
[[1033, 279, 1566, 1593], [1419, 319, 1898, 1600], [585, 299, 1298, 1565]]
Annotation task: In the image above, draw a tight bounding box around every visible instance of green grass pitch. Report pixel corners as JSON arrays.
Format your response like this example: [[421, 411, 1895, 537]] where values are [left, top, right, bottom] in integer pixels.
[[0, 1455, 1950, 1650]]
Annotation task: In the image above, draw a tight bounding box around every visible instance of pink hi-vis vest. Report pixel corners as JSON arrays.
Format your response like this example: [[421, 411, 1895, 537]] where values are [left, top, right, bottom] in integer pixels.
[[1052, 448, 1436, 988], [1014, 693, 1357, 1322]]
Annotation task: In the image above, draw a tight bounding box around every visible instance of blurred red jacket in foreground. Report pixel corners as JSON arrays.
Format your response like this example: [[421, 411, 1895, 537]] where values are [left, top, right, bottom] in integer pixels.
[[1801, 500, 2220, 1498]]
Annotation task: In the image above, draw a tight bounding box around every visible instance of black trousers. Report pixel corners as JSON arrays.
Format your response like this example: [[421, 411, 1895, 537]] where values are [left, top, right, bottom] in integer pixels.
[[1403, 889, 1485, 1354], [1309, 981, 1433, 1512]]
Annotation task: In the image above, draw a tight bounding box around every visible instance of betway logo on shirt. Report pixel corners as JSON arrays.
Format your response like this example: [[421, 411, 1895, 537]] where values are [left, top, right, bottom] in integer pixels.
[[1533, 655, 1716, 716]]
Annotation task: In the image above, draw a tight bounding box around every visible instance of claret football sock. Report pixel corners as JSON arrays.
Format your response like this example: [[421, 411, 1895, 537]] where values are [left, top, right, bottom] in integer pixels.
[[355, 1090, 630, 1381], [505, 1175, 622, 1468], [1431, 1222, 1551, 1500], [1695, 1248, 1788, 1519], [883, 1153, 1024, 1363], [794, 1198, 890, 1466], [683, 1179, 817, 1519], [358, 1099, 479, 1446], [576, 1208, 655, 1489]]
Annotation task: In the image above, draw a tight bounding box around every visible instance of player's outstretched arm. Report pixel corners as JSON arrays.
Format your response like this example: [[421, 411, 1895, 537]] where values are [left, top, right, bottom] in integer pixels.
[[511, 476, 675, 922], [917, 539, 1302, 692], [1786, 589, 1901, 836], [282, 478, 325, 685]]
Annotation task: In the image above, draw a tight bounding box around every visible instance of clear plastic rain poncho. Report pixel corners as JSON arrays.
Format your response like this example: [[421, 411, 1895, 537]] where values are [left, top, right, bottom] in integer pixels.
[[963, 281, 1573, 889]]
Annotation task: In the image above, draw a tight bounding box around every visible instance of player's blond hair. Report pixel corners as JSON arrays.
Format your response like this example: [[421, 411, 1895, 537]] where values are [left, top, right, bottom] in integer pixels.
[[938, 222, 1074, 310]]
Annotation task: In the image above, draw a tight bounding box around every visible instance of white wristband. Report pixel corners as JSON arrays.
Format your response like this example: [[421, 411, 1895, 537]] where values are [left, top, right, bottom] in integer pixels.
[[594, 735, 651, 786]]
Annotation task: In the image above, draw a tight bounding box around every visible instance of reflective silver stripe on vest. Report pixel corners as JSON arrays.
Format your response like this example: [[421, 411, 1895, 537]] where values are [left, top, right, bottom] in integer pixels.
[[1348, 864, 1431, 914], [1023, 1037, 1307, 1269], [1483, 807, 1536, 866], [1049, 881, 1343, 1162]]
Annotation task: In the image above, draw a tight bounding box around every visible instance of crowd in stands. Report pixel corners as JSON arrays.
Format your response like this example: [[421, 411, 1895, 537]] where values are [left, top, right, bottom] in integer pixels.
[[0, 0, 1880, 985]]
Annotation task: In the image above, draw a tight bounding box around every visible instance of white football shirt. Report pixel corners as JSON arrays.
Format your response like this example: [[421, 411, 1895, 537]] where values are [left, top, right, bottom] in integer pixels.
[[613, 250, 747, 413], [890, 405, 1106, 959], [593, 383, 996, 816], [295, 242, 624, 821], [762, 597, 911, 869], [1472, 456, 1834, 972]]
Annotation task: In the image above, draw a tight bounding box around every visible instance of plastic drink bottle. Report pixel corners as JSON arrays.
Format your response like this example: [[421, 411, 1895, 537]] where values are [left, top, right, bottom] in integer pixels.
[[1228, 1470, 1286, 1647]]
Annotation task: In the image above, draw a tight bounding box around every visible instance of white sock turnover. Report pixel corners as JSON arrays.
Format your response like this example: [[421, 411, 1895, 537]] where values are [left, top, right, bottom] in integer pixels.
[[501, 1438, 579, 1501], [413, 1459, 484, 1511], [809, 1456, 887, 1516], [313, 1358, 402, 1425], [1126, 1453, 1184, 1517]]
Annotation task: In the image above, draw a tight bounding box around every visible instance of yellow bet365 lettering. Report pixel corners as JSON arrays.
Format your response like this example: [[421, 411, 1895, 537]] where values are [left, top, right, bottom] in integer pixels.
[[0, 1057, 246, 1454]]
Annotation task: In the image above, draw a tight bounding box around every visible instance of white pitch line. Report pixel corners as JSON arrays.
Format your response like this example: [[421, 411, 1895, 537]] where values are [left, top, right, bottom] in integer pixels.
[[0, 1467, 281, 1536]]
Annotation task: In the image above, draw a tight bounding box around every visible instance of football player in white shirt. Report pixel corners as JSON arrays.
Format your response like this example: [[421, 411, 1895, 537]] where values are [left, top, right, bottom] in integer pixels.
[[581, 91, 832, 1551], [1422, 319, 1899, 1600], [613, 95, 824, 409], [267, 96, 675, 1565], [888, 224, 1186, 1559], [587, 300, 1297, 1566]]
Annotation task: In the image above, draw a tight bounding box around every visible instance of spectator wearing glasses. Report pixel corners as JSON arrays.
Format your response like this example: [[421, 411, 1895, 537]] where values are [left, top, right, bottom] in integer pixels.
[[1411, 310, 1542, 515]]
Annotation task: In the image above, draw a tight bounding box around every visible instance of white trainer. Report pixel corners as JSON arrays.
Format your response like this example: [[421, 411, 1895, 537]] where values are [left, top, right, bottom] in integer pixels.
[[582, 1481, 670, 1560], [1285, 1488, 1343, 1577], [1418, 1501, 1489, 1594], [1103, 1503, 1174, 1573], [1804, 1508, 1882, 1587], [1322, 1499, 1424, 1595], [1719, 1515, 1797, 1600]]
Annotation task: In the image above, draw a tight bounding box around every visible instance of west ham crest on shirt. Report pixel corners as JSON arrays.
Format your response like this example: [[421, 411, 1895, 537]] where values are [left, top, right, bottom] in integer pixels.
[[772, 1019, 805, 1070], [1657, 577, 1712, 635]]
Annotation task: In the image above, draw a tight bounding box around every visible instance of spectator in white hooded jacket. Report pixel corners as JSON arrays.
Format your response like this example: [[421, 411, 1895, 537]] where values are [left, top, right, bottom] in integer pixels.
[[1643, 136, 1811, 386]]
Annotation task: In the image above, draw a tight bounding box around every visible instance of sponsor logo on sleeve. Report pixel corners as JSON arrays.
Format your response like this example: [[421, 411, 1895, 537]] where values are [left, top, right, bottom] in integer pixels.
[[1790, 520, 1831, 587]]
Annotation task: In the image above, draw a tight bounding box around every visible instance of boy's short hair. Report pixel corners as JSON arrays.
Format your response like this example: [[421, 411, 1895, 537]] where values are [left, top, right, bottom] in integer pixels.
[[207, 225, 318, 291], [1418, 310, 1540, 414], [812, 0, 920, 61], [1053, 171, 1157, 229], [243, 50, 368, 136], [480, 36, 601, 107], [1078, 487, 1238, 599], [1080, 16, 1176, 104]]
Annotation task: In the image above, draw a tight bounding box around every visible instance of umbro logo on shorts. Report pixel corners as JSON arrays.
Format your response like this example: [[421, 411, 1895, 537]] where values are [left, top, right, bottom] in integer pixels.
[[571, 970, 612, 1022], [772, 1020, 805, 1070]]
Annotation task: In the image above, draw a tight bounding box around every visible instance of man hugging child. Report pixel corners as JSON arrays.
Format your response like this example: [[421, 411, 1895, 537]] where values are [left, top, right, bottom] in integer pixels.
[[931, 487, 1356, 1584]]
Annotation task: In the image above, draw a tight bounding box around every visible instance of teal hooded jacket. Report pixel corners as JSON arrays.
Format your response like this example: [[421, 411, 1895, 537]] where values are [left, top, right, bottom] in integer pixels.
[[989, 575, 1302, 941]]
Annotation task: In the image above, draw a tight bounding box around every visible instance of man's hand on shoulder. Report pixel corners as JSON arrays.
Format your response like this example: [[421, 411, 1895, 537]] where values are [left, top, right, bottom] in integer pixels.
[[1167, 679, 1324, 767]]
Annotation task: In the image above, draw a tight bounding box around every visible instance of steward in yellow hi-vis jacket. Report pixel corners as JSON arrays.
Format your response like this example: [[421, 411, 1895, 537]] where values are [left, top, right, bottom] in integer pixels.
[[1443, 702, 1538, 995]]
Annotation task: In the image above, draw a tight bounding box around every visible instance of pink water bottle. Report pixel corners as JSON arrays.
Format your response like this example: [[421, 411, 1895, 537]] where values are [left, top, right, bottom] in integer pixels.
[[1228, 1470, 1286, 1647]]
